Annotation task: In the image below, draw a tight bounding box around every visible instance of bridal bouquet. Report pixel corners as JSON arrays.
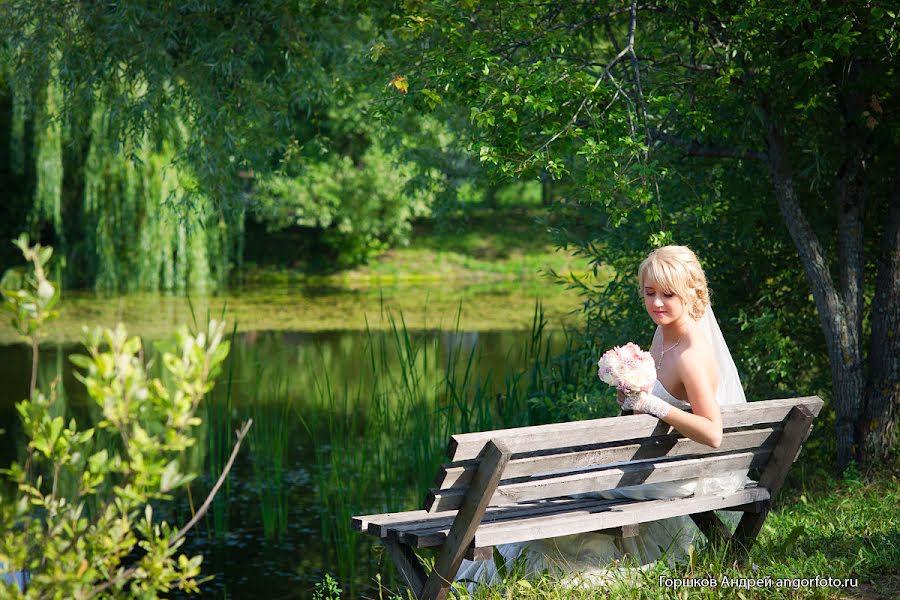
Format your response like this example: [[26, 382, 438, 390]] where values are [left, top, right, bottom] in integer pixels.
[[597, 342, 656, 393]]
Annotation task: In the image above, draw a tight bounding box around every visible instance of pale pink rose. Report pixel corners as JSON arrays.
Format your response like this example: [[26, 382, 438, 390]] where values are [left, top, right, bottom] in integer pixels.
[[597, 342, 655, 393]]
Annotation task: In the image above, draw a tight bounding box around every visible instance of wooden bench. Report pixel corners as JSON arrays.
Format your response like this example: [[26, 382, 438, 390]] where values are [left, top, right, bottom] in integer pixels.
[[353, 396, 822, 600]]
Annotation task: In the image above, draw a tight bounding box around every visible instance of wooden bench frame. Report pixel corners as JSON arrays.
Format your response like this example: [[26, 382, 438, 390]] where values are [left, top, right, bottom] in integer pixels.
[[353, 396, 822, 600]]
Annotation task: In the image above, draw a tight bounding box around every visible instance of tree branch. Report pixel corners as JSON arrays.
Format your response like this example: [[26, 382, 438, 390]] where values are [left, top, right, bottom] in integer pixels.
[[527, 1, 641, 160], [652, 131, 764, 161], [83, 420, 253, 600], [493, 5, 640, 59], [172, 419, 252, 543]]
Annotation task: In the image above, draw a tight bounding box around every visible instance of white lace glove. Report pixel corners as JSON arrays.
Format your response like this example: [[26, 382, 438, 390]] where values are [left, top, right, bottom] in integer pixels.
[[620, 391, 671, 419]]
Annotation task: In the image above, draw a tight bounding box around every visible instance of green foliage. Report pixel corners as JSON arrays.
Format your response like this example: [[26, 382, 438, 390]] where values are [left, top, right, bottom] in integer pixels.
[[0, 236, 237, 597], [374, 0, 900, 413], [0, 234, 59, 341], [30, 63, 63, 244], [252, 141, 434, 268], [0, 0, 378, 202], [312, 573, 343, 600]]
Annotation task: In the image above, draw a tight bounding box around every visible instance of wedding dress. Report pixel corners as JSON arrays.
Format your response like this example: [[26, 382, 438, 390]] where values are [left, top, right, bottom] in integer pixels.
[[454, 306, 749, 590]]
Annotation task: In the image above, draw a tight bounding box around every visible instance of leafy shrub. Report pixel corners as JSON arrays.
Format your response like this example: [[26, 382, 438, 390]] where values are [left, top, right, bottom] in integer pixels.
[[252, 142, 434, 268], [0, 234, 249, 597]]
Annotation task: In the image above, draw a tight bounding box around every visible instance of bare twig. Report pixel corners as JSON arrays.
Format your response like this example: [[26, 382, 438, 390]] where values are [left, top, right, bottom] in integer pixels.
[[83, 419, 253, 600], [528, 1, 640, 160], [172, 419, 252, 543], [494, 6, 639, 59]]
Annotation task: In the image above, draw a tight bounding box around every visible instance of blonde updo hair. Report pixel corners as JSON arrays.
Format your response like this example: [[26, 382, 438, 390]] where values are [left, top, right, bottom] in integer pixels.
[[638, 245, 710, 320]]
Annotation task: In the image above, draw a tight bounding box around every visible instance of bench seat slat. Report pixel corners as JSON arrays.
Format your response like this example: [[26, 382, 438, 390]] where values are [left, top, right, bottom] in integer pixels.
[[447, 397, 823, 461], [353, 510, 431, 534], [438, 426, 782, 489], [406, 486, 771, 549], [387, 498, 621, 543], [428, 449, 770, 512], [357, 498, 613, 538]]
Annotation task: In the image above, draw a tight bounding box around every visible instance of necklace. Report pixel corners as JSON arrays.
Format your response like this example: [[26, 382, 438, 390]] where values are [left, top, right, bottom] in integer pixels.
[[658, 336, 683, 363]]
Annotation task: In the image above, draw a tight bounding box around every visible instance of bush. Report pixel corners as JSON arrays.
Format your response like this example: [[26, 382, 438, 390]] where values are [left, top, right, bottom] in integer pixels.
[[252, 142, 434, 268], [0, 234, 250, 597]]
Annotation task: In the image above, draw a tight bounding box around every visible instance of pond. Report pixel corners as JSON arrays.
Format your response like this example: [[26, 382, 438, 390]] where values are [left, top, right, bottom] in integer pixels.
[[0, 280, 588, 599]]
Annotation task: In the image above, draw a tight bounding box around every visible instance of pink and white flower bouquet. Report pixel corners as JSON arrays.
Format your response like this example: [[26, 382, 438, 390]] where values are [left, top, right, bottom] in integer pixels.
[[597, 342, 656, 393]]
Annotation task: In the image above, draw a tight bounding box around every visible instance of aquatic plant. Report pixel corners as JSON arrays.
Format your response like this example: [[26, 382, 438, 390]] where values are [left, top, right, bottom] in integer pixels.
[[0, 235, 251, 597]]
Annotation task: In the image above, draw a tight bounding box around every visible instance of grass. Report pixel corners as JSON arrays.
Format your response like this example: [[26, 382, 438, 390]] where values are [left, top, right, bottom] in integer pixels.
[[366, 458, 899, 600], [249, 370, 292, 541], [244, 206, 594, 285]]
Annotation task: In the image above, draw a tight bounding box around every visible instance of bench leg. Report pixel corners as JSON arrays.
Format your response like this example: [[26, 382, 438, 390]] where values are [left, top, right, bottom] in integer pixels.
[[420, 440, 511, 600], [384, 538, 427, 598], [691, 511, 733, 547], [608, 524, 640, 562], [731, 406, 815, 563]]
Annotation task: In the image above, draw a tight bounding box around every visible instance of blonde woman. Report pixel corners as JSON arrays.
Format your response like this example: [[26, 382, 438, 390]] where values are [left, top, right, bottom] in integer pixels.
[[455, 245, 749, 589]]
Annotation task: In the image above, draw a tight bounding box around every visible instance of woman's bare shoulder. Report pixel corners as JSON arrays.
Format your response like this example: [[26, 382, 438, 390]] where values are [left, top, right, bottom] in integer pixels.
[[677, 333, 718, 382]]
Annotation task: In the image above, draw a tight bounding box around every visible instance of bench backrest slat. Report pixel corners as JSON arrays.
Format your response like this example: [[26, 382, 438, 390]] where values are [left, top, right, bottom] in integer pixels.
[[436, 425, 783, 489], [424, 397, 822, 514], [427, 448, 771, 512], [446, 396, 823, 461]]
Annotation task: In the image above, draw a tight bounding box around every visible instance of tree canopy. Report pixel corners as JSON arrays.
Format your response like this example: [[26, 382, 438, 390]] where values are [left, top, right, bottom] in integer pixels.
[[375, 0, 899, 469], [1, 1, 897, 470]]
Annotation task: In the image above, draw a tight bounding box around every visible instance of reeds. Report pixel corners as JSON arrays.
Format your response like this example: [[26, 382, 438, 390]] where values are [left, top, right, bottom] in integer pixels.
[[249, 367, 291, 541], [295, 304, 563, 597]]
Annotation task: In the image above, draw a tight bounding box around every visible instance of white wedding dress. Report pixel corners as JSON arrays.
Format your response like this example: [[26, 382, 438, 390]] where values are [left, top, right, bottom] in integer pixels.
[[454, 307, 749, 591]]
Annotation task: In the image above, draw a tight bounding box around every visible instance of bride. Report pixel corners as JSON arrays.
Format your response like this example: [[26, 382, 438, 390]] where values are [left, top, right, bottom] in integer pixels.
[[454, 245, 749, 589]]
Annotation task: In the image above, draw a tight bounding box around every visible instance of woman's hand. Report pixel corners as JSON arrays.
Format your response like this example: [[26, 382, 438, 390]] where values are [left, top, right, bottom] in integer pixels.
[[621, 391, 671, 419]]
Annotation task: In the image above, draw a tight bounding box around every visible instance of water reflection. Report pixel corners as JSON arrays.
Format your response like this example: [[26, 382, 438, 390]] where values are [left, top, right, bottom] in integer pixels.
[[0, 324, 570, 599]]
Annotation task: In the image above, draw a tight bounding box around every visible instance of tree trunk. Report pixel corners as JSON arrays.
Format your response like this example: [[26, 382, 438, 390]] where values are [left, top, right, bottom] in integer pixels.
[[833, 69, 869, 467], [859, 157, 900, 465], [541, 171, 552, 206], [762, 109, 865, 471]]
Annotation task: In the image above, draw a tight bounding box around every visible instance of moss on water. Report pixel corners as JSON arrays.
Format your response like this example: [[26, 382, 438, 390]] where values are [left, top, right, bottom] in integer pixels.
[[0, 279, 590, 345]]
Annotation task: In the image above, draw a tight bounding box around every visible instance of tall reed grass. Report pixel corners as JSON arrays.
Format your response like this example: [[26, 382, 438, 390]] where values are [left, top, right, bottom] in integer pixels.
[[249, 368, 292, 541], [295, 303, 584, 597]]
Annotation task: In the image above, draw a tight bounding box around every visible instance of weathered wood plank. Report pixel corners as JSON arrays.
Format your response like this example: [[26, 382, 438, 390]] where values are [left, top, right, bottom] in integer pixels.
[[404, 499, 644, 548], [447, 397, 823, 461], [476, 487, 771, 548], [389, 498, 620, 546], [407, 487, 771, 549], [438, 427, 782, 490], [357, 498, 608, 537], [420, 440, 512, 600], [428, 450, 770, 513], [353, 509, 430, 533], [375, 498, 610, 539], [732, 405, 815, 562], [383, 538, 426, 597]]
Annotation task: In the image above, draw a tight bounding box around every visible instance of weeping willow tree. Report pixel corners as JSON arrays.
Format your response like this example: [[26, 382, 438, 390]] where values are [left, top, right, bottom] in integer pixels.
[[30, 61, 63, 249], [2, 70, 242, 293], [81, 102, 238, 294]]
